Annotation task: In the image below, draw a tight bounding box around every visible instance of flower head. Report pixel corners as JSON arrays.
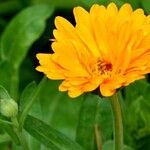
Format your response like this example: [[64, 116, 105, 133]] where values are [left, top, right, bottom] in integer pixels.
[[36, 3, 150, 98]]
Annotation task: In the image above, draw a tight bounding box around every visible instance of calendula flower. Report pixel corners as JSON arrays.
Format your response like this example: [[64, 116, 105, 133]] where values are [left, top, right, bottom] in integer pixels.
[[36, 3, 150, 98]]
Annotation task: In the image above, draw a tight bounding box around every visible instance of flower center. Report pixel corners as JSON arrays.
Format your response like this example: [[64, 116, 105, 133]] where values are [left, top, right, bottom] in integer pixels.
[[92, 58, 112, 76]]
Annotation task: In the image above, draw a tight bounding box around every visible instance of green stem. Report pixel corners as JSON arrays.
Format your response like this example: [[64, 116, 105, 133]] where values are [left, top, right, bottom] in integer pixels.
[[110, 93, 123, 150], [11, 117, 29, 150]]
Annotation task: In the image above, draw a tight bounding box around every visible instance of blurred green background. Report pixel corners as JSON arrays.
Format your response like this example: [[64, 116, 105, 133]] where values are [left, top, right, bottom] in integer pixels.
[[0, 0, 150, 150]]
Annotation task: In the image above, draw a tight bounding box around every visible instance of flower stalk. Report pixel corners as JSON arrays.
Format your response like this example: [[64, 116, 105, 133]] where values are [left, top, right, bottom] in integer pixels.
[[110, 93, 123, 150]]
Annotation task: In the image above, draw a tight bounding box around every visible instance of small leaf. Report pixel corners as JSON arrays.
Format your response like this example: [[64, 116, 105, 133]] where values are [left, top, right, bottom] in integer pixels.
[[24, 115, 84, 150], [19, 81, 37, 112], [19, 77, 47, 129], [76, 93, 99, 150]]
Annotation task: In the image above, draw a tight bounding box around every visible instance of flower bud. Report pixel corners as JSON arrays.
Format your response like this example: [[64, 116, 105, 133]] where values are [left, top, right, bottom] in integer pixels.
[[0, 98, 18, 117]]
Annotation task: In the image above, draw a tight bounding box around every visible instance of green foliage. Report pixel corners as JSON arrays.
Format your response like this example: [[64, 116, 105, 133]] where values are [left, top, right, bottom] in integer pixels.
[[76, 94, 99, 150], [24, 115, 84, 150], [38, 81, 82, 139], [96, 97, 113, 142], [0, 4, 54, 99], [19, 77, 47, 129], [124, 80, 150, 149], [0, 86, 20, 145], [19, 81, 37, 113]]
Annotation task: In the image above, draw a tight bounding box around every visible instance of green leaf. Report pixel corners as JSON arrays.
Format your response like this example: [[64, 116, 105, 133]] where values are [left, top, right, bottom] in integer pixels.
[[24, 100, 42, 150], [0, 62, 18, 99], [96, 97, 113, 142], [19, 81, 37, 112], [23, 93, 42, 150], [124, 79, 148, 105], [24, 115, 84, 150], [38, 80, 82, 139], [124, 86, 150, 148], [19, 81, 42, 150], [20, 79, 82, 150], [19, 77, 47, 129], [131, 97, 150, 138], [0, 4, 54, 65], [0, 4, 54, 98], [76, 93, 99, 150]]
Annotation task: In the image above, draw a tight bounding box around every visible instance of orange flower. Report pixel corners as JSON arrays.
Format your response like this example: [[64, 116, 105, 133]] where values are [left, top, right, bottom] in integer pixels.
[[36, 3, 150, 98]]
